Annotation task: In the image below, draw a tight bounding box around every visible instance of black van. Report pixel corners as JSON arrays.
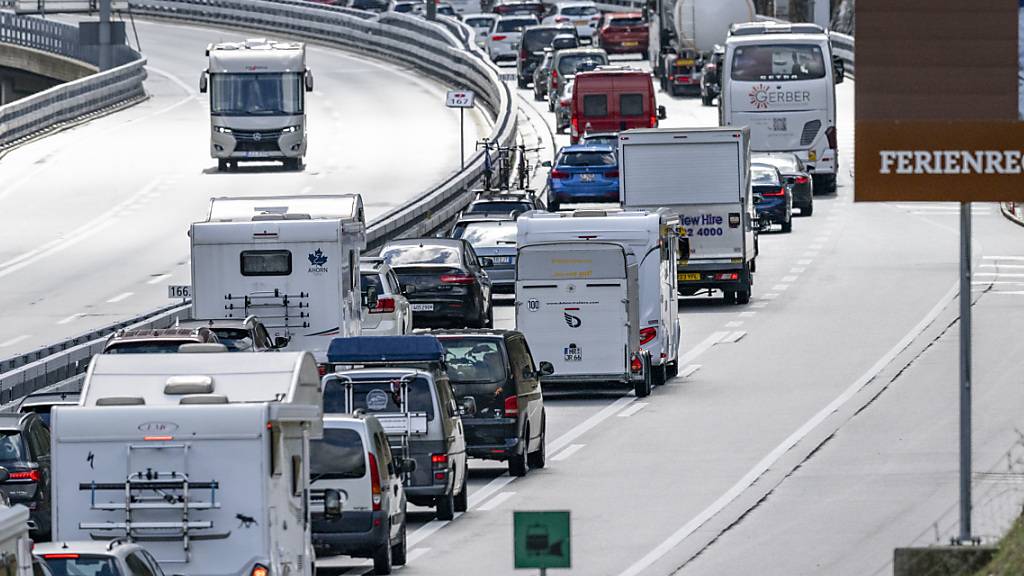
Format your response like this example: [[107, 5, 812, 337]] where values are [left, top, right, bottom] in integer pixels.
[[517, 25, 579, 88]]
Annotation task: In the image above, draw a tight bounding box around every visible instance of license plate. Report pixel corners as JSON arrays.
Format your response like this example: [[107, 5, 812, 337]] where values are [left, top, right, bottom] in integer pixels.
[[574, 19, 589, 25], [772, 118, 787, 131], [410, 303, 434, 312], [242, 151, 276, 158], [492, 256, 514, 265], [579, 173, 596, 182], [622, 41, 639, 47], [678, 273, 702, 281], [675, 59, 695, 66]]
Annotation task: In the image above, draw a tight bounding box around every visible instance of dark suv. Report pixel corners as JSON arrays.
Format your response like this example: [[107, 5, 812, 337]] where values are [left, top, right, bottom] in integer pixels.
[[0, 413, 51, 538], [434, 330, 553, 476], [517, 25, 579, 88]]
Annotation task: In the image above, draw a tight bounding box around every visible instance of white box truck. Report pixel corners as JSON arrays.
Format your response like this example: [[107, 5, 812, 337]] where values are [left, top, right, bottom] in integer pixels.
[[190, 195, 366, 363], [619, 127, 756, 304], [517, 209, 681, 384], [514, 239, 654, 397], [51, 352, 326, 576]]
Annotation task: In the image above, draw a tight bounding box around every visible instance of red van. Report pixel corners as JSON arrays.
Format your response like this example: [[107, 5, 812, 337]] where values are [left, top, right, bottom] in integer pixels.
[[569, 68, 665, 143]]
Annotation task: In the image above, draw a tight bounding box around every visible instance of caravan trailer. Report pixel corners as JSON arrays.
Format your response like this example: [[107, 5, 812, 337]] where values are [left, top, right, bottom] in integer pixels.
[[190, 195, 366, 362], [50, 353, 326, 576]]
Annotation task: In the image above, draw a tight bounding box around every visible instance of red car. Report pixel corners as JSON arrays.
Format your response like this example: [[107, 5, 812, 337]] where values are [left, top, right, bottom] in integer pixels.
[[569, 67, 664, 143], [597, 13, 648, 58]]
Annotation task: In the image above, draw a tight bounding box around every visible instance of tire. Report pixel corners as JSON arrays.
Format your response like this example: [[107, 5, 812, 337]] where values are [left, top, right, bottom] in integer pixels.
[[372, 523, 393, 575], [509, 427, 528, 476], [641, 50, 649, 60], [801, 201, 814, 217], [533, 87, 543, 101], [633, 356, 652, 398], [391, 520, 407, 566], [454, 469, 468, 513], [736, 285, 751, 305], [518, 76, 529, 89], [652, 362, 666, 386], [527, 414, 546, 469], [701, 94, 712, 106], [548, 98, 554, 112], [723, 290, 736, 304], [548, 200, 560, 212], [485, 304, 494, 328], [285, 158, 302, 171], [813, 173, 836, 195], [781, 215, 793, 233], [217, 159, 228, 172], [435, 489, 455, 521], [665, 361, 678, 379]]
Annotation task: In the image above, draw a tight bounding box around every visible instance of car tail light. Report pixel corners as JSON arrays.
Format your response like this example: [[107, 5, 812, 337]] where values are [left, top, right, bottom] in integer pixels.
[[251, 566, 268, 576], [713, 273, 739, 281], [560, 98, 570, 106], [441, 273, 476, 285], [520, 46, 528, 59], [504, 395, 519, 416], [9, 470, 40, 482], [639, 327, 657, 345], [492, 34, 507, 41], [317, 364, 328, 376], [649, 113, 657, 128], [370, 296, 396, 314], [604, 169, 619, 178], [550, 169, 570, 179], [794, 175, 810, 185], [571, 115, 579, 134], [43, 555, 80, 560], [630, 355, 643, 373], [668, 75, 674, 81], [431, 454, 448, 469], [762, 187, 786, 197], [826, 126, 837, 150], [368, 452, 382, 511], [551, 69, 559, 88], [555, 15, 568, 22]]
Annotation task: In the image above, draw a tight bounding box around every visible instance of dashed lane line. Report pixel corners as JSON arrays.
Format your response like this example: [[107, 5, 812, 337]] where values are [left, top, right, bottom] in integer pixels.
[[617, 403, 649, 419], [478, 492, 516, 511], [551, 444, 585, 461]]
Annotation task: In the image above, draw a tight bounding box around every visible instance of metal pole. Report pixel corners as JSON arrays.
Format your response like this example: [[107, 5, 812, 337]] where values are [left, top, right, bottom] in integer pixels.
[[460, 108, 465, 170], [98, 0, 112, 71], [959, 200, 973, 543]]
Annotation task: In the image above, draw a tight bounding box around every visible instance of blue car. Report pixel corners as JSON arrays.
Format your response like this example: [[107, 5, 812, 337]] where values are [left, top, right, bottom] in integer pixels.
[[751, 163, 793, 233], [547, 144, 619, 211]]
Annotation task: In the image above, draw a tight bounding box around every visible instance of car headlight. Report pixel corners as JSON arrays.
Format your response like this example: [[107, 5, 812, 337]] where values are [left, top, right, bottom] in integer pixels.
[[281, 125, 301, 134], [214, 126, 232, 134]]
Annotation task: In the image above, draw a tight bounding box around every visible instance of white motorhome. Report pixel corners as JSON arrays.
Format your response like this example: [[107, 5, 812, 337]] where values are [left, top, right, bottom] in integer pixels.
[[199, 39, 315, 172], [514, 239, 654, 397], [619, 127, 756, 304], [721, 22, 843, 193], [190, 195, 366, 363], [516, 210, 680, 384], [51, 352, 326, 576]]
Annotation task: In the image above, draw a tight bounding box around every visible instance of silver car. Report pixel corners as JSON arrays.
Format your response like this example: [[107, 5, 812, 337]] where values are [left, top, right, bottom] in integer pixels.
[[360, 257, 413, 336], [450, 218, 518, 294], [487, 15, 539, 61], [464, 13, 498, 48]]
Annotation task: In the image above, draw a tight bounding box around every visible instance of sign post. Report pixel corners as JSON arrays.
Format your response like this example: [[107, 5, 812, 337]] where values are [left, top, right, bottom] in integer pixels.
[[445, 90, 475, 170], [514, 510, 570, 574]]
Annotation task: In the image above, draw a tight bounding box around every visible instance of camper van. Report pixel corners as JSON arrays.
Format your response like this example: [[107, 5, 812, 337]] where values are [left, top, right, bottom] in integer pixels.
[[50, 352, 326, 576], [514, 240, 653, 397], [517, 210, 680, 384], [721, 22, 842, 193], [619, 127, 756, 304], [190, 195, 366, 363]]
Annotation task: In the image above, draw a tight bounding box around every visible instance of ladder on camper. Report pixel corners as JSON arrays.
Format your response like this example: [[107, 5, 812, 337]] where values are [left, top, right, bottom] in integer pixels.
[[335, 374, 428, 471], [224, 289, 310, 332], [78, 444, 224, 563]]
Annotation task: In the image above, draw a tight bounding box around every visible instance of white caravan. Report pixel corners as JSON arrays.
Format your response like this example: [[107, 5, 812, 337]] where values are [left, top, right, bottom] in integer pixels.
[[619, 127, 756, 304], [516, 209, 680, 384], [0, 505, 31, 576], [200, 38, 315, 171], [190, 195, 366, 363], [51, 352, 326, 576], [721, 22, 843, 193], [514, 239, 654, 397]]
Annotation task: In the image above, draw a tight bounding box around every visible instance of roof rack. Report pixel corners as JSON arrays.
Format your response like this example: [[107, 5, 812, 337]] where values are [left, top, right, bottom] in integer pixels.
[[729, 22, 825, 36]]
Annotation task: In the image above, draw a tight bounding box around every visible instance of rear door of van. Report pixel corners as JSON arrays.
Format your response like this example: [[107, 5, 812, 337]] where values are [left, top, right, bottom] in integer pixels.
[[612, 74, 654, 131]]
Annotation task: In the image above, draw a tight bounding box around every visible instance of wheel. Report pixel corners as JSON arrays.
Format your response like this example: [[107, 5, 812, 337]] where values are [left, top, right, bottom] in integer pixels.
[[641, 50, 649, 60], [665, 361, 678, 379], [548, 200, 560, 212], [517, 76, 528, 89], [372, 522, 393, 574], [781, 215, 793, 233], [454, 468, 468, 512], [527, 414, 546, 469], [485, 304, 494, 328], [702, 94, 713, 106], [548, 98, 554, 112], [652, 362, 666, 386], [533, 87, 544, 101], [435, 489, 455, 521], [217, 159, 228, 172], [285, 158, 302, 171], [736, 285, 751, 305], [633, 356, 652, 398], [723, 290, 736, 304], [813, 173, 836, 195], [508, 428, 528, 477], [802, 200, 814, 216], [391, 520, 407, 566]]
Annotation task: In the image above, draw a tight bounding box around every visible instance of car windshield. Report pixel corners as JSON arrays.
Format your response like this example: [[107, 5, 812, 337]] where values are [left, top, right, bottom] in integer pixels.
[[210, 73, 303, 115], [209, 328, 253, 352], [442, 339, 506, 384], [103, 341, 193, 354], [324, 378, 435, 420], [40, 556, 121, 576], [382, 244, 461, 266], [751, 165, 780, 184], [361, 272, 385, 298], [496, 18, 536, 32], [562, 5, 599, 16], [465, 17, 494, 29], [558, 53, 606, 75], [523, 28, 567, 51], [558, 151, 616, 167], [454, 222, 518, 247], [466, 201, 533, 215], [582, 135, 617, 147], [310, 428, 366, 480], [731, 44, 826, 81], [608, 16, 644, 26], [392, 2, 415, 11], [0, 432, 25, 464]]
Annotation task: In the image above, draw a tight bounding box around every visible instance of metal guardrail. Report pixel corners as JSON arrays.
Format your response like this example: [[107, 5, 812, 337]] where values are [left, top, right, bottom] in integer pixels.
[[0, 11, 84, 60], [829, 31, 854, 78], [1002, 203, 1024, 227]]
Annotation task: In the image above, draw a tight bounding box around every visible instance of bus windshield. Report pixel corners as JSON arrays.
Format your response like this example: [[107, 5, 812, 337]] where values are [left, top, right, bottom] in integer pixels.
[[211, 73, 304, 115], [730, 44, 826, 82]]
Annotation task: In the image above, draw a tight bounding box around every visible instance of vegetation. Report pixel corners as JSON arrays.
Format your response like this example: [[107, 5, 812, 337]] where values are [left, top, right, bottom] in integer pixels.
[[975, 516, 1024, 575]]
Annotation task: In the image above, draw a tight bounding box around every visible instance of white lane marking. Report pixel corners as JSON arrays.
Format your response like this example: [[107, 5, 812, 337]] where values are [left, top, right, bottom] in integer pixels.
[[406, 548, 432, 563], [802, 251, 819, 258], [725, 320, 743, 328], [550, 443, 585, 461], [147, 274, 172, 285], [0, 335, 30, 348], [974, 272, 1024, 278], [616, 282, 960, 576], [781, 275, 799, 282], [466, 476, 515, 509], [980, 264, 1024, 269], [675, 332, 729, 368], [478, 492, 516, 511], [407, 518, 455, 548], [617, 403, 649, 418], [56, 313, 84, 325], [762, 293, 779, 299], [679, 364, 701, 378], [973, 281, 1024, 286], [548, 396, 635, 454], [717, 331, 747, 344], [750, 302, 768, 309], [983, 256, 1024, 261], [989, 291, 1024, 295], [738, 311, 756, 318], [771, 284, 790, 291], [106, 292, 134, 304], [789, 267, 806, 274]]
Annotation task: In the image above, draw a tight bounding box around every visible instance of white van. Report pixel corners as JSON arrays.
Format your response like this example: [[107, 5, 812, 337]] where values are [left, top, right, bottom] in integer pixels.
[[190, 195, 366, 362], [514, 240, 654, 397], [721, 22, 842, 193], [517, 210, 680, 384], [51, 352, 325, 576]]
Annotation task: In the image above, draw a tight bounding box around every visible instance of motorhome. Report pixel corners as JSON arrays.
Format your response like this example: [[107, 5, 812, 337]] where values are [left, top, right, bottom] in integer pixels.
[[190, 195, 366, 363], [721, 22, 843, 193], [514, 239, 653, 397], [517, 209, 680, 384], [50, 352, 327, 576], [619, 127, 756, 304], [200, 38, 314, 171]]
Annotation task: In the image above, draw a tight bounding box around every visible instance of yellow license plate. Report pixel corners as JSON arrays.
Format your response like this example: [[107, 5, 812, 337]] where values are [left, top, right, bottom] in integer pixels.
[[622, 41, 639, 46], [675, 59, 695, 66], [678, 273, 702, 281]]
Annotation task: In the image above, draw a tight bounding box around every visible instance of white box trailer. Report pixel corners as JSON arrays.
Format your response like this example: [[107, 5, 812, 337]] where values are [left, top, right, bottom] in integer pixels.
[[191, 195, 366, 362], [514, 240, 654, 397], [516, 210, 681, 384], [51, 353, 324, 576], [619, 127, 756, 304]]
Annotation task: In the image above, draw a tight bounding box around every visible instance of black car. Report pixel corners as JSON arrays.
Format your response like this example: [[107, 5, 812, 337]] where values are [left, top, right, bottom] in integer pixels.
[[753, 153, 814, 216], [435, 330, 553, 476], [517, 25, 579, 88], [699, 44, 724, 106], [751, 163, 793, 233], [380, 238, 494, 328], [0, 413, 52, 538], [464, 193, 544, 217]]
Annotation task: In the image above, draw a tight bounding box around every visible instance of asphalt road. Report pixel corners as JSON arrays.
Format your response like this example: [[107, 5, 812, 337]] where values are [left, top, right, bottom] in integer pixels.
[[0, 18, 489, 354], [319, 54, 1024, 576]]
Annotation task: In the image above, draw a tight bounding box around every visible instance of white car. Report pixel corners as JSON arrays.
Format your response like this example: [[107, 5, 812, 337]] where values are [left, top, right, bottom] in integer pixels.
[[35, 541, 167, 576], [487, 15, 539, 61], [463, 13, 497, 48], [360, 258, 413, 336], [543, 1, 601, 43]]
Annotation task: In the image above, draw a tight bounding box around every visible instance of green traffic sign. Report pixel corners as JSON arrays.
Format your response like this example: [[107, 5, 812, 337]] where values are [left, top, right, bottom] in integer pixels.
[[514, 510, 571, 570]]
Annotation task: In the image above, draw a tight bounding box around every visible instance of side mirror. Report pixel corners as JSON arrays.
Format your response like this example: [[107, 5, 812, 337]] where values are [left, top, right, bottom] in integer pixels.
[[274, 336, 290, 349], [364, 286, 379, 310], [0, 467, 9, 483], [323, 488, 343, 519], [538, 361, 554, 376], [199, 73, 208, 94], [304, 70, 315, 92], [400, 458, 417, 474], [541, 160, 552, 168], [403, 284, 416, 295], [479, 256, 494, 268], [657, 105, 667, 120]]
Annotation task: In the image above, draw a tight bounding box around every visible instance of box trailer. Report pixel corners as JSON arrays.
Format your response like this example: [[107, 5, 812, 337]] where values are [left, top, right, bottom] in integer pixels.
[[51, 352, 325, 576], [619, 127, 756, 304], [190, 195, 366, 362]]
